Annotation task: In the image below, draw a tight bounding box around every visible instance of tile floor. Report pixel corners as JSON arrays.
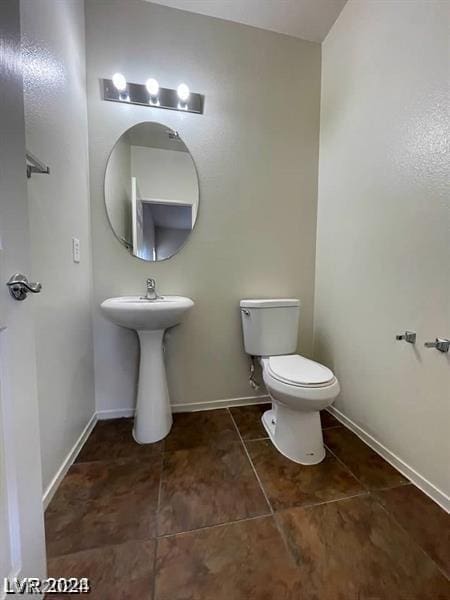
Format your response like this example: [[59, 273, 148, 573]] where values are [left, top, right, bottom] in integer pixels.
[[45, 405, 450, 599]]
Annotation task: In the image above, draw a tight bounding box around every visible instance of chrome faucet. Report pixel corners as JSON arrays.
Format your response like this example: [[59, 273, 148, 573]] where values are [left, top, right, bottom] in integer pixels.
[[145, 278, 159, 300]]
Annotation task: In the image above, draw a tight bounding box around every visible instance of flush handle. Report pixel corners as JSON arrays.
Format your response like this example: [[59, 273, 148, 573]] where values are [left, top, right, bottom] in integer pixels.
[[424, 338, 450, 353], [241, 309, 250, 316], [6, 273, 42, 301]]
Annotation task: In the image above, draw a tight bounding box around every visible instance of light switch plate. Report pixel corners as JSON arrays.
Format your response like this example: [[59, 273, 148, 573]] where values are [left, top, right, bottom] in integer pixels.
[[72, 237, 80, 263]]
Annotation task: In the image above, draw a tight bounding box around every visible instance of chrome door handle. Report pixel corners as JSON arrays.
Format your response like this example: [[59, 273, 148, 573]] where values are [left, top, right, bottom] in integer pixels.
[[424, 338, 450, 353], [6, 273, 42, 301]]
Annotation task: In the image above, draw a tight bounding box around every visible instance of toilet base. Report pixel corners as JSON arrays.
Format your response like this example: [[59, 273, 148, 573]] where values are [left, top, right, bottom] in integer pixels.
[[262, 406, 326, 465]]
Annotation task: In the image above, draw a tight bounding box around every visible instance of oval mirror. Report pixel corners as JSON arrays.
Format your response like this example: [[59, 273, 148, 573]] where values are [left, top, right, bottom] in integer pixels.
[[104, 122, 199, 261]]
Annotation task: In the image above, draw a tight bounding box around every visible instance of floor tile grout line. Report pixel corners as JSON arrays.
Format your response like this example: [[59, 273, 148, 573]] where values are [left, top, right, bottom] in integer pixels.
[[157, 512, 273, 540], [51, 417, 450, 595], [272, 490, 371, 569], [288, 490, 370, 512], [227, 408, 274, 515], [371, 491, 450, 582], [155, 489, 384, 541], [51, 416, 450, 589], [228, 409, 377, 517], [151, 452, 165, 600], [49, 488, 373, 562], [323, 442, 373, 492], [372, 481, 412, 492], [323, 442, 410, 495], [155, 452, 165, 527], [371, 484, 450, 581], [242, 436, 269, 443]]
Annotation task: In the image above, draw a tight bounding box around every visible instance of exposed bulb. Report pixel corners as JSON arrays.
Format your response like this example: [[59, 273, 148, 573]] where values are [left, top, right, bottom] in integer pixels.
[[146, 78, 159, 97], [112, 72, 127, 92], [177, 83, 190, 102]]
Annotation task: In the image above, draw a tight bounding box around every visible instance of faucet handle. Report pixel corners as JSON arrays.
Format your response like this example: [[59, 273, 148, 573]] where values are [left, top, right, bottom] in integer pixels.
[[144, 278, 159, 300]]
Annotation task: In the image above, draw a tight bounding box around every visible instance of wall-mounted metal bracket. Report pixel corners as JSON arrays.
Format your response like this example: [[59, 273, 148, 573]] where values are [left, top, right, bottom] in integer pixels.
[[424, 338, 450, 353], [102, 79, 204, 114], [26, 151, 50, 179], [395, 331, 416, 344]]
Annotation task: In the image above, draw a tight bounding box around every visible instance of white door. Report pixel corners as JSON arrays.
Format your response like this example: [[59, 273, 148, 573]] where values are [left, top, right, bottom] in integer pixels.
[[0, 0, 46, 595]]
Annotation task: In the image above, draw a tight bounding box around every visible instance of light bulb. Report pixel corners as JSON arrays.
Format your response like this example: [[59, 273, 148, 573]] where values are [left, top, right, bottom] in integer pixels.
[[112, 72, 127, 92], [146, 78, 159, 97], [177, 83, 190, 102]]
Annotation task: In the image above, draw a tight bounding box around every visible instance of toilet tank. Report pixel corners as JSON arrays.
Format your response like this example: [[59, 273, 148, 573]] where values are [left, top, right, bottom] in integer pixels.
[[240, 299, 300, 356]]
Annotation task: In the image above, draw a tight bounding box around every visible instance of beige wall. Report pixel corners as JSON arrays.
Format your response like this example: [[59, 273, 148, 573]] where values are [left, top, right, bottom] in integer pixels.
[[21, 0, 95, 493], [85, 0, 321, 413], [315, 0, 449, 504]]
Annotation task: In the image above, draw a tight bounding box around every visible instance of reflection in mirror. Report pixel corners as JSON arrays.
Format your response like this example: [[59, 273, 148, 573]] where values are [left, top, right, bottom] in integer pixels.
[[104, 122, 199, 261]]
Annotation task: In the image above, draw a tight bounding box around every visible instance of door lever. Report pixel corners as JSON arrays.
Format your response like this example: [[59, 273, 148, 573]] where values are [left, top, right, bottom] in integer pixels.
[[6, 273, 42, 301]]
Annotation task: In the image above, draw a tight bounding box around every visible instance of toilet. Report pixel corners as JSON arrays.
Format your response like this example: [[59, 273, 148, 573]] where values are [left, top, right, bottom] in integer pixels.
[[240, 298, 340, 465]]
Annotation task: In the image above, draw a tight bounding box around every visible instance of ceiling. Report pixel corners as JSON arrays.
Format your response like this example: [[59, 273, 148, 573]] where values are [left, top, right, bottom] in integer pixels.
[[146, 0, 347, 43]]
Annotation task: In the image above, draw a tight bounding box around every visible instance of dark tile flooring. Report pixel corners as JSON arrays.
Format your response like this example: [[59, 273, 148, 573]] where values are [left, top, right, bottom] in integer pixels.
[[45, 405, 450, 599]]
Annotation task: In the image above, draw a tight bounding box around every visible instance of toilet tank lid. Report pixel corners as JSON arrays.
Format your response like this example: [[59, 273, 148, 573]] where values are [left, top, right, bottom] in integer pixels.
[[240, 298, 300, 308]]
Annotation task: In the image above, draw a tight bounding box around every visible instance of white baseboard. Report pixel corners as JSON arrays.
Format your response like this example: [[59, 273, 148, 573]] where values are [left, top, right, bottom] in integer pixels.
[[327, 406, 450, 513], [43, 401, 448, 515], [96, 407, 135, 420], [171, 394, 270, 413], [42, 413, 97, 510], [44, 397, 269, 507], [96, 395, 271, 419]]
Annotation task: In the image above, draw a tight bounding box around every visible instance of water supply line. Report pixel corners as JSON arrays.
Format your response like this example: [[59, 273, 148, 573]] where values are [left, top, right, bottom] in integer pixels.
[[249, 355, 260, 390]]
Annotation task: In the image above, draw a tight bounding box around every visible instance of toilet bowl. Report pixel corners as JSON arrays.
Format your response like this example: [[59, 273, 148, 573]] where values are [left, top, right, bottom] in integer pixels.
[[260, 355, 340, 464], [240, 298, 339, 465]]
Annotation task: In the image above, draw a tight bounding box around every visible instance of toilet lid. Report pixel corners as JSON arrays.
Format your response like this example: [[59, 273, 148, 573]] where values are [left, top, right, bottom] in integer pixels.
[[268, 355, 334, 387]]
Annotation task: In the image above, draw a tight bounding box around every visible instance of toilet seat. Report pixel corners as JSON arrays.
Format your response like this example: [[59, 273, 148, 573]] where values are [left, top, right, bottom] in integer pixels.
[[267, 354, 334, 388]]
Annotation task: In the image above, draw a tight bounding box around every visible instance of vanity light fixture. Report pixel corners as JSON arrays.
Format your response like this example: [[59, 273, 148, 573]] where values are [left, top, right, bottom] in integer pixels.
[[146, 78, 159, 96], [112, 72, 126, 91], [177, 82, 190, 109], [102, 76, 204, 114], [145, 78, 160, 105], [112, 72, 129, 101]]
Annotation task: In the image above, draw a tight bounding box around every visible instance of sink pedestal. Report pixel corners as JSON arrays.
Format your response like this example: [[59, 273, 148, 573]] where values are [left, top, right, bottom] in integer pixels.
[[133, 329, 173, 444], [100, 295, 194, 443]]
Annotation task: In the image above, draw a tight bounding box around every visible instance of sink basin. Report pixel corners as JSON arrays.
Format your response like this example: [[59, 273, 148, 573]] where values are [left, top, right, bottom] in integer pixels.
[[100, 296, 194, 331], [100, 295, 194, 444]]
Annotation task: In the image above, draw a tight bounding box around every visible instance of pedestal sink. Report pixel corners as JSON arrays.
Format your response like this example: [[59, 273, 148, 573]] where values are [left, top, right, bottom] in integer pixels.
[[100, 296, 194, 443]]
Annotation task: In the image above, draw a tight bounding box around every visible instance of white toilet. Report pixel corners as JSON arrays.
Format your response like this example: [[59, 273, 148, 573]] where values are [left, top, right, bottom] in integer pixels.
[[240, 298, 340, 465]]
